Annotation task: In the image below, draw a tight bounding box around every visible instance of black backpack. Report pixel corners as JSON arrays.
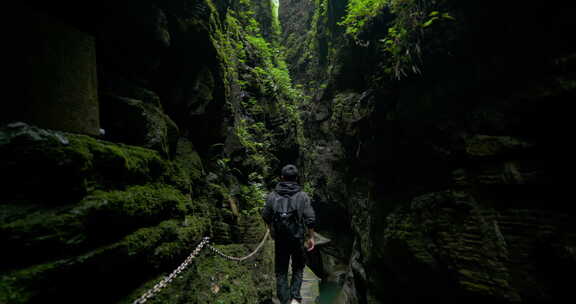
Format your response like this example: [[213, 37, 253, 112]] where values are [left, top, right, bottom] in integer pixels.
[[271, 192, 304, 240]]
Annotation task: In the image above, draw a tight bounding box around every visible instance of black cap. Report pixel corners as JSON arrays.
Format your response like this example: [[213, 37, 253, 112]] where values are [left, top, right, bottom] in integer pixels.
[[281, 164, 298, 178]]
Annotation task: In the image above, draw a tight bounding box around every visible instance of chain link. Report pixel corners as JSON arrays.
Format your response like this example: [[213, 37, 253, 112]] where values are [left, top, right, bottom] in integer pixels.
[[207, 229, 270, 262], [133, 237, 210, 304], [132, 230, 270, 304]]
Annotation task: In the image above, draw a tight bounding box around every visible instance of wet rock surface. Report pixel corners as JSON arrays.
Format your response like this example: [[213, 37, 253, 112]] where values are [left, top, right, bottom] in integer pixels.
[[4, 0, 301, 303], [281, 1, 576, 302], [5, 0, 576, 303]]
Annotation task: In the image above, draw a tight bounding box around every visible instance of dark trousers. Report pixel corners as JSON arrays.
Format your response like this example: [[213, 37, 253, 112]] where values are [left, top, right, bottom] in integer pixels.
[[274, 238, 306, 304]]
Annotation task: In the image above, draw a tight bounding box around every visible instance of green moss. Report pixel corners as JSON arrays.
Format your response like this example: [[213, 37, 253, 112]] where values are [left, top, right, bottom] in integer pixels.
[[148, 216, 211, 265], [195, 0, 307, 197], [195, 246, 260, 302], [1, 216, 213, 304], [0, 260, 63, 304], [74, 217, 209, 269], [78, 184, 189, 219], [1, 208, 83, 246], [163, 163, 193, 193], [1, 184, 191, 268], [160, 140, 203, 194], [129, 241, 274, 304], [339, 0, 457, 79], [82, 134, 166, 184], [339, 0, 389, 38], [123, 225, 164, 257], [1, 123, 171, 201], [464, 135, 533, 158], [460, 280, 493, 294]]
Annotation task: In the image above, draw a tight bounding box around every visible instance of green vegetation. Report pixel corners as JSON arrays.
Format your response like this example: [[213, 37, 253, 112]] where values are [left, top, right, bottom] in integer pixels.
[[243, 32, 300, 100], [123, 241, 274, 304], [65, 133, 167, 186], [338, 0, 390, 39], [0, 123, 170, 201], [212, 0, 309, 187], [339, 0, 456, 79], [238, 182, 267, 217], [271, 0, 281, 37], [0, 118, 267, 302], [1, 0, 303, 302], [0, 260, 63, 303], [0, 216, 212, 304]]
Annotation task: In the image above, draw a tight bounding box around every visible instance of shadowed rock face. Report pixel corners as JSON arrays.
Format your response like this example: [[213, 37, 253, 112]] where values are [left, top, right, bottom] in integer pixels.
[[3, 1, 298, 303], [280, 1, 576, 303], [6, 12, 100, 136], [100, 94, 179, 157], [13, 1, 231, 156], [5, 0, 576, 303]]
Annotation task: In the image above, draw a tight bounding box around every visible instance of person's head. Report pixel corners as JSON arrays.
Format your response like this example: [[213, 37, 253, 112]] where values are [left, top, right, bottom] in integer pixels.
[[281, 164, 298, 182]]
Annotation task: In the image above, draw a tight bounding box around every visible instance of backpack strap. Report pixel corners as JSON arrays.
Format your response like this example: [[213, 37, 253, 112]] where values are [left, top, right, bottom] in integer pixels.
[[291, 191, 303, 221], [272, 191, 289, 213]]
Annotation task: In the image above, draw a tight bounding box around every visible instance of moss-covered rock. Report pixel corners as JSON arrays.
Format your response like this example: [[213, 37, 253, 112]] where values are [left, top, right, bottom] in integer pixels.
[[289, 1, 576, 302], [0, 183, 193, 271], [123, 229, 274, 304], [167, 138, 205, 192], [0, 217, 212, 304], [100, 94, 179, 157], [464, 135, 534, 158], [4, 1, 304, 303], [0, 122, 169, 201]]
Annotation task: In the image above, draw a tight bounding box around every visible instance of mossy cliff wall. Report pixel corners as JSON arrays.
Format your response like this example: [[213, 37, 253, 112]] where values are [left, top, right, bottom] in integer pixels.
[[280, 1, 576, 302], [7, 0, 575, 302], [2, 0, 303, 303]]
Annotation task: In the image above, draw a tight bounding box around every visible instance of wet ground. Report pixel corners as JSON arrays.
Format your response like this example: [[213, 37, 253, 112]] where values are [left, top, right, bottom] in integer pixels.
[[301, 266, 320, 303], [272, 266, 320, 304]]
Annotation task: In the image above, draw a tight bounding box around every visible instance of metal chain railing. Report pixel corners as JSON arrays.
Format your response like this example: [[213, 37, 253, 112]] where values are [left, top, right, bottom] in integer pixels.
[[132, 237, 210, 304], [207, 229, 270, 262], [132, 230, 270, 304]]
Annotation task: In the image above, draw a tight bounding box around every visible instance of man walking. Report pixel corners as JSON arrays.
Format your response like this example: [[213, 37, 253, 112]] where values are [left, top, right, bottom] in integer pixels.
[[262, 164, 316, 304]]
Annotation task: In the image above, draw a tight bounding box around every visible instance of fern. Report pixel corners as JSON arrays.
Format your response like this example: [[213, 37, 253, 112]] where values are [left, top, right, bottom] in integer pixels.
[[339, 0, 456, 79]]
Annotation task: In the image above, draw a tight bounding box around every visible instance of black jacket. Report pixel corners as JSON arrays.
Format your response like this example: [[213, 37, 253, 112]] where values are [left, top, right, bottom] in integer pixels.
[[261, 181, 315, 230]]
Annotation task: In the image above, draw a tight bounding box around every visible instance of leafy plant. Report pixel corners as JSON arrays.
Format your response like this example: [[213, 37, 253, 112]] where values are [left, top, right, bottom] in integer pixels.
[[238, 174, 267, 216], [339, 0, 456, 79], [422, 11, 455, 28], [338, 0, 389, 40]]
